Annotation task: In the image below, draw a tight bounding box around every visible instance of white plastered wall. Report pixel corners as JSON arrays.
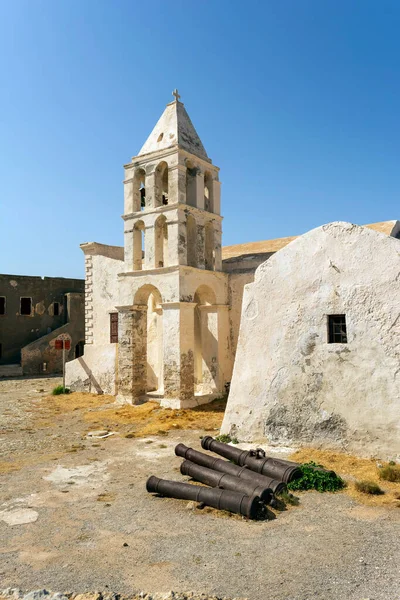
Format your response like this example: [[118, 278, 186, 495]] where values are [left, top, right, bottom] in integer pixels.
[[66, 253, 123, 394], [222, 222, 400, 458]]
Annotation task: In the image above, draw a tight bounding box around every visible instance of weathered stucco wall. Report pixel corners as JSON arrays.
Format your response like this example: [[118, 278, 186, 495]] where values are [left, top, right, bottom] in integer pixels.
[[222, 222, 400, 458], [66, 250, 122, 394], [66, 343, 117, 394], [21, 293, 84, 375], [0, 274, 84, 365]]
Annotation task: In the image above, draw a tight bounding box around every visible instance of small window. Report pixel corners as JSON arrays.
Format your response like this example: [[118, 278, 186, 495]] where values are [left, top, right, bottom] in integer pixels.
[[328, 315, 347, 344], [53, 302, 60, 316], [0, 297, 5, 315], [110, 313, 118, 343], [20, 297, 32, 316]]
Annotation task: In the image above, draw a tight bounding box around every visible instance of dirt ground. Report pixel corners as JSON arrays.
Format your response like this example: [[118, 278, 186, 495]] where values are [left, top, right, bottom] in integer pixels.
[[1, 377, 400, 600]]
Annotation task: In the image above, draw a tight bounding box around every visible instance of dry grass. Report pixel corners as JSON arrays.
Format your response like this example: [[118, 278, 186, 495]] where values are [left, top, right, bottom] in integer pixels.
[[355, 480, 384, 495], [40, 392, 114, 413], [0, 461, 24, 475], [83, 397, 226, 437], [31, 392, 115, 428], [379, 464, 400, 482], [289, 448, 400, 507]]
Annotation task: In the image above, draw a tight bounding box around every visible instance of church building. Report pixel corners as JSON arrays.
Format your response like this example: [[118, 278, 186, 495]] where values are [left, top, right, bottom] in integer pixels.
[[66, 92, 400, 422]]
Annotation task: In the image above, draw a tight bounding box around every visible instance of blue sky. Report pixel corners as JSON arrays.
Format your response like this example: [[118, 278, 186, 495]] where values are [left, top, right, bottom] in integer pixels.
[[1, 0, 399, 279]]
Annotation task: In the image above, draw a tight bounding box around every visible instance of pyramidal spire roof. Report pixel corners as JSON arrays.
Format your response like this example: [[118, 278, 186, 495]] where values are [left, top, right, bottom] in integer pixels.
[[138, 90, 210, 161]]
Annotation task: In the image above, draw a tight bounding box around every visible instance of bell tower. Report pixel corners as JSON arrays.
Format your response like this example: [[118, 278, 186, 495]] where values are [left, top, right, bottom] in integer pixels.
[[122, 89, 222, 273], [117, 91, 230, 408]]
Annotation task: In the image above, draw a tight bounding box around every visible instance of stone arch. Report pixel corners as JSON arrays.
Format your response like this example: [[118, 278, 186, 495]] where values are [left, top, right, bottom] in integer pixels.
[[194, 284, 218, 394], [133, 168, 146, 211], [186, 160, 197, 207], [133, 220, 145, 270], [204, 221, 215, 271], [154, 214, 169, 268], [133, 284, 164, 394], [155, 161, 169, 207], [186, 214, 197, 267], [204, 171, 213, 212]]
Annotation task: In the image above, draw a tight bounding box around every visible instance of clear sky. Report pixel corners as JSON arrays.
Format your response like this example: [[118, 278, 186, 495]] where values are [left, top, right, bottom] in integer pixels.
[[1, 0, 399, 279]]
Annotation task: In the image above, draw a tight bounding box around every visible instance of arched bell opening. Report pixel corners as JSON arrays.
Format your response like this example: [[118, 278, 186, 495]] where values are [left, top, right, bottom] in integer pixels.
[[155, 161, 169, 207], [133, 168, 146, 211], [154, 215, 169, 268], [204, 171, 214, 212], [133, 220, 145, 270], [186, 160, 197, 207]]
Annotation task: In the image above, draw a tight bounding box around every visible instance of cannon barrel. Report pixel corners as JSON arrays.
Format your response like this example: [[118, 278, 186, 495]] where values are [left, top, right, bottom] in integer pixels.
[[201, 436, 302, 483], [175, 443, 287, 495], [146, 475, 262, 519], [180, 460, 273, 504]]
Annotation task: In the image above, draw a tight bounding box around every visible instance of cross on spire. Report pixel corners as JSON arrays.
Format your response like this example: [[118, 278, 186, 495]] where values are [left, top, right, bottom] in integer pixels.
[[172, 89, 181, 102]]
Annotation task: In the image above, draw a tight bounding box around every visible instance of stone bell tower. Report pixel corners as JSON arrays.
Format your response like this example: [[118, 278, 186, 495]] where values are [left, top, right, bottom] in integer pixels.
[[116, 90, 230, 407]]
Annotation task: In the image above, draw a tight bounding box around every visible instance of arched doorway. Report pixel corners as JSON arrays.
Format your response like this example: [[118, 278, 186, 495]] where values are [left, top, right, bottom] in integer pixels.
[[194, 285, 218, 394]]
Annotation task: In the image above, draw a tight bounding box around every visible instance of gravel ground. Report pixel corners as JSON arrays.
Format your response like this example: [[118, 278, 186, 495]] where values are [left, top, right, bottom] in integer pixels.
[[1, 377, 400, 600]]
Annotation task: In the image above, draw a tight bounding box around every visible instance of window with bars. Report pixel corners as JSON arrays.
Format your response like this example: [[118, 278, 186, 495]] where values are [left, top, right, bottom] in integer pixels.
[[328, 315, 347, 344], [110, 313, 118, 343]]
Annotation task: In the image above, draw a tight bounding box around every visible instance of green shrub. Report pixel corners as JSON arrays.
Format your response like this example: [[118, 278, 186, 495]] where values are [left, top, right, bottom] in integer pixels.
[[215, 433, 239, 444], [287, 461, 346, 493], [355, 480, 384, 495], [379, 464, 400, 482], [52, 385, 70, 395]]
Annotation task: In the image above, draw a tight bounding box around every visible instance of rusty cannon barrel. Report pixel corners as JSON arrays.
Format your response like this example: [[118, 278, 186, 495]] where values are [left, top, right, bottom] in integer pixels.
[[201, 436, 302, 483], [175, 443, 287, 495], [146, 476, 262, 519], [181, 460, 273, 504]]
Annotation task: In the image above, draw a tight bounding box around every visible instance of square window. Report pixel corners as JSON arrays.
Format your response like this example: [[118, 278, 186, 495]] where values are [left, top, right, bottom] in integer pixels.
[[328, 315, 347, 344], [20, 297, 32, 316], [0, 297, 5, 315]]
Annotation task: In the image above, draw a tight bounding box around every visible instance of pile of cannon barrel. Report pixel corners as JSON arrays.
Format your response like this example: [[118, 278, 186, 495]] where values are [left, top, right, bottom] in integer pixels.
[[146, 435, 303, 520]]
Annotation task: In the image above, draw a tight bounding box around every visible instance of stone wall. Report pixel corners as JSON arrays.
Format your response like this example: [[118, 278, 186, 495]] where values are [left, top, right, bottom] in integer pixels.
[[21, 293, 84, 375], [0, 274, 84, 366], [222, 222, 400, 458]]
